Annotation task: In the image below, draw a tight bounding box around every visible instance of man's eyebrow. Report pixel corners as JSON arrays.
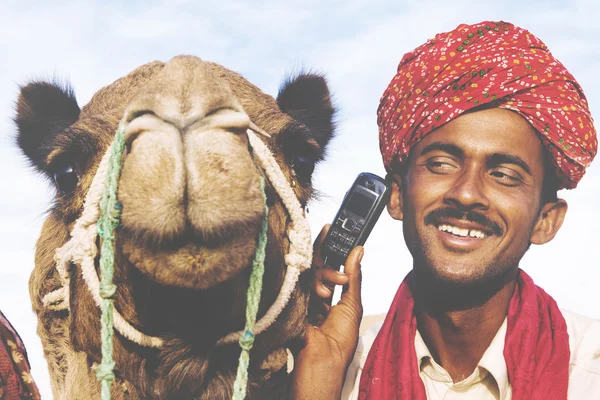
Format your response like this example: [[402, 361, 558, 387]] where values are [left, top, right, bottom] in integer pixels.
[[488, 153, 533, 176], [419, 142, 464, 158]]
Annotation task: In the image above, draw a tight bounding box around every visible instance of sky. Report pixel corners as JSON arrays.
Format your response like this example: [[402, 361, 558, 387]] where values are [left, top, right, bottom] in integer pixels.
[[1, 0, 599, 397]]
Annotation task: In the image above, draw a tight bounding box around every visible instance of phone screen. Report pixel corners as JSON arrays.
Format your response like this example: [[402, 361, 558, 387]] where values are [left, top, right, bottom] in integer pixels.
[[346, 191, 375, 218]]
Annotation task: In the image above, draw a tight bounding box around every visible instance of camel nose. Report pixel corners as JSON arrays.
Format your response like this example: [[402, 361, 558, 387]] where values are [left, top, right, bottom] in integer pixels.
[[122, 55, 250, 138], [116, 55, 264, 243]]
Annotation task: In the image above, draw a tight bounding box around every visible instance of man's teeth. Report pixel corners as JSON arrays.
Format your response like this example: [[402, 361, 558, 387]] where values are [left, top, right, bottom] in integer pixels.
[[437, 224, 487, 238]]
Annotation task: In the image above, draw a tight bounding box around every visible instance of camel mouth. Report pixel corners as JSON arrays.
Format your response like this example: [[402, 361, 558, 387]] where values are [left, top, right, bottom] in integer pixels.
[[119, 208, 265, 250], [119, 223, 262, 289]]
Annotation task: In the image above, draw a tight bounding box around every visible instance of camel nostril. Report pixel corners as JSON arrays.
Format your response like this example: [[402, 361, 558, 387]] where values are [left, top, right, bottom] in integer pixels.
[[204, 107, 234, 118], [184, 106, 250, 136], [127, 109, 156, 123]]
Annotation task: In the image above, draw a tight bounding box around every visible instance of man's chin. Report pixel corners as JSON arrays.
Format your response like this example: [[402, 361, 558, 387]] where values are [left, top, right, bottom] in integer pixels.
[[428, 267, 487, 288], [414, 254, 491, 288]]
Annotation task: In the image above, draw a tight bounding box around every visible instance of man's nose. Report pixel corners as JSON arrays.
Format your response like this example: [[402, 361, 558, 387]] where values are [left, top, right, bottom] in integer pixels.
[[443, 166, 490, 210]]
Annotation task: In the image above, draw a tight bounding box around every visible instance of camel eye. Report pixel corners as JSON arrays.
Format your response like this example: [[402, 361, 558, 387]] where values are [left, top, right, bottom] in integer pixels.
[[292, 155, 316, 182], [53, 164, 79, 194]]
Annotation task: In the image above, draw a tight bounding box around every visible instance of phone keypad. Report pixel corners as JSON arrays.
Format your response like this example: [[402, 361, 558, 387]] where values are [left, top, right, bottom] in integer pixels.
[[325, 224, 359, 259], [353, 223, 363, 234]]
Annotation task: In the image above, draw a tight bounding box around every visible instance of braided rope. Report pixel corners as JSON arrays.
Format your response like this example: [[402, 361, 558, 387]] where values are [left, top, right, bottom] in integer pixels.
[[41, 122, 314, 399], [216, 130, 312, 345], [94, 122, 127, 399], [232, 177, 269, 400], [43, 126, 164, 348]]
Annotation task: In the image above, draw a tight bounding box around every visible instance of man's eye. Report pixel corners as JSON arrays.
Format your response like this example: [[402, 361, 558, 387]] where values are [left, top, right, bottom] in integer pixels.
[[490, 170, 522, 185], [426, 159, 457, 172]]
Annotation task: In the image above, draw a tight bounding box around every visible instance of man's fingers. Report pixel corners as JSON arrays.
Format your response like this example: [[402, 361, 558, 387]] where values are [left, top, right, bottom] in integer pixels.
[[312, 268, 333, 300], [312, 224, 331, 269], [314, 268, 349, 298], [318, 246, 364, 346], [316, 283, 332, 298], [340, 246, 363, 305], [321, 268, 349, 286]]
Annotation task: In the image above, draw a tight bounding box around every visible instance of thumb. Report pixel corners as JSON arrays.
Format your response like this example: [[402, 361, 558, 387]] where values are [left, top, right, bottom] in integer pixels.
[[320, 246, 364, 346], [341, 246, 363, 302]]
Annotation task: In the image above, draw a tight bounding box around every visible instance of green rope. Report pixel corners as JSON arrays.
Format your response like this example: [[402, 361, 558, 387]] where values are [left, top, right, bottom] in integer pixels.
[[96, 123, 127, 400], [232, 177, 269, 400], [93, 122, 268, 400]]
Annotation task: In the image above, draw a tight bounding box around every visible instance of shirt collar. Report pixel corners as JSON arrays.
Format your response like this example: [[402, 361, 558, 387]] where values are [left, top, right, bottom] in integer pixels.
[[414, 317, 510, 399], [478, 317, 509, 399]]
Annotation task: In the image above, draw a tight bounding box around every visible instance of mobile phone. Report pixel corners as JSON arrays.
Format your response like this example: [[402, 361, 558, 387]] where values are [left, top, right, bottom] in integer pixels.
[[321, 172, 391, 269]]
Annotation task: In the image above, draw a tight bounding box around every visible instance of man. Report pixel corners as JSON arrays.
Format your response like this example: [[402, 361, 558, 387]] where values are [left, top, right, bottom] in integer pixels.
[[291, 21, 600, 399], [0, 310, 41, 399]]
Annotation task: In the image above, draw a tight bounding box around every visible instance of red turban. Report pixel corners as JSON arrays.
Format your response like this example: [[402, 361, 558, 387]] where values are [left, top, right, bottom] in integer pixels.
[[378, 21, 597, 189]]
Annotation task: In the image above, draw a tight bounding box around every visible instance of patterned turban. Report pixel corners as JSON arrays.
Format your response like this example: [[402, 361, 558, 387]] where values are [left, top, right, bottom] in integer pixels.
[[378, 21, 597, 189]]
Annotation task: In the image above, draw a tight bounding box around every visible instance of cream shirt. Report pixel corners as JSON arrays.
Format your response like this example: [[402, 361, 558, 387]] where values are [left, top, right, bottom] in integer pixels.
[[341, 309, 600, 399]]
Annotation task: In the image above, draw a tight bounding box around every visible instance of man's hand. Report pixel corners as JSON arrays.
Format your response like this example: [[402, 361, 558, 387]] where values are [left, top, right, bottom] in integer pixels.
[[291, 225, 364, 400]]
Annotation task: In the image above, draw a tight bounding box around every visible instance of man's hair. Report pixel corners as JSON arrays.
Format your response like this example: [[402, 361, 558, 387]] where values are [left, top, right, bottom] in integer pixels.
[[541, 149, 559, 205]]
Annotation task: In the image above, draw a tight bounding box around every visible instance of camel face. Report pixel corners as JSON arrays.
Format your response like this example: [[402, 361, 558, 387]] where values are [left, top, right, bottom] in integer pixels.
[[117, 56, 270, 289], [15, 55, 335, 399]]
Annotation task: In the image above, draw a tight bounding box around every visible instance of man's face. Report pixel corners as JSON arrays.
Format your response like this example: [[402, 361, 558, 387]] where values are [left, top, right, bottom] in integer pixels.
[[391, 108, 559, 286]]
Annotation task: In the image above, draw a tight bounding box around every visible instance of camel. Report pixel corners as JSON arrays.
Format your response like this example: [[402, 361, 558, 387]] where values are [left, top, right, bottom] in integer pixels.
[[15, 55, 336, 399]]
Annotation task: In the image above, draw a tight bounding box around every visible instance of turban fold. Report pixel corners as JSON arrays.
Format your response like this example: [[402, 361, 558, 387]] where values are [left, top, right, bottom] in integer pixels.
[[378, 21, 597, 189]]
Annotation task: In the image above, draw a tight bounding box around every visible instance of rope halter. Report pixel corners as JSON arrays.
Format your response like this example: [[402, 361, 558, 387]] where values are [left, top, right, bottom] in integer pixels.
[[42, 119, 313, 399]]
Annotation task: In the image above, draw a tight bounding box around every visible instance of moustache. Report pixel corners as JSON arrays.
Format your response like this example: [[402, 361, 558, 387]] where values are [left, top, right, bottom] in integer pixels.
[[424, 207, 503, 236]]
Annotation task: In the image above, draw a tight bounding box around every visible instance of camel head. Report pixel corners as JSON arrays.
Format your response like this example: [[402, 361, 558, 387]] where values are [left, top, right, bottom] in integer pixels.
[[15, 55, 336, 399]]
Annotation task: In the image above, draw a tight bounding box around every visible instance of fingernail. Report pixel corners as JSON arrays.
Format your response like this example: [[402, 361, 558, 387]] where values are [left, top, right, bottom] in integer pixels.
[[358, 248, 364, 262], [336, 271, 348, 277]]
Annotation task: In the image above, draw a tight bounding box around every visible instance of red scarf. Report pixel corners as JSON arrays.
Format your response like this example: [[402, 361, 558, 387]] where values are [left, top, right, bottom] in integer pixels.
[[358, 270, 570, 399]]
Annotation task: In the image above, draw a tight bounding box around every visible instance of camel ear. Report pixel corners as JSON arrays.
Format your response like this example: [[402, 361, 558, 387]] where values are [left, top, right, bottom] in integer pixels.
[[14, 80, 80, 171], [277, 72, 336, 151]]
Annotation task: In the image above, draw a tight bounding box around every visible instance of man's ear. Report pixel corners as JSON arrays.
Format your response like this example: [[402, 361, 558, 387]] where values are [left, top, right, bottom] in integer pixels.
[[530, 199, 568, 245], [386, 173, 404, 221]]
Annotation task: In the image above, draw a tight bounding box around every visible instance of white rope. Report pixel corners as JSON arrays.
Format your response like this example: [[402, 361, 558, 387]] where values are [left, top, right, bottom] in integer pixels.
[[43, 124, 313, 349], [43, 131, 163, 348], [218, 130, 312, 344]]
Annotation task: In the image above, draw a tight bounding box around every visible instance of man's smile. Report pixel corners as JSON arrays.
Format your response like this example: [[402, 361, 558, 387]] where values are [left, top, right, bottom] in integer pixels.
[[430, 219, 497, 252], [437, 223, 487, 238]]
